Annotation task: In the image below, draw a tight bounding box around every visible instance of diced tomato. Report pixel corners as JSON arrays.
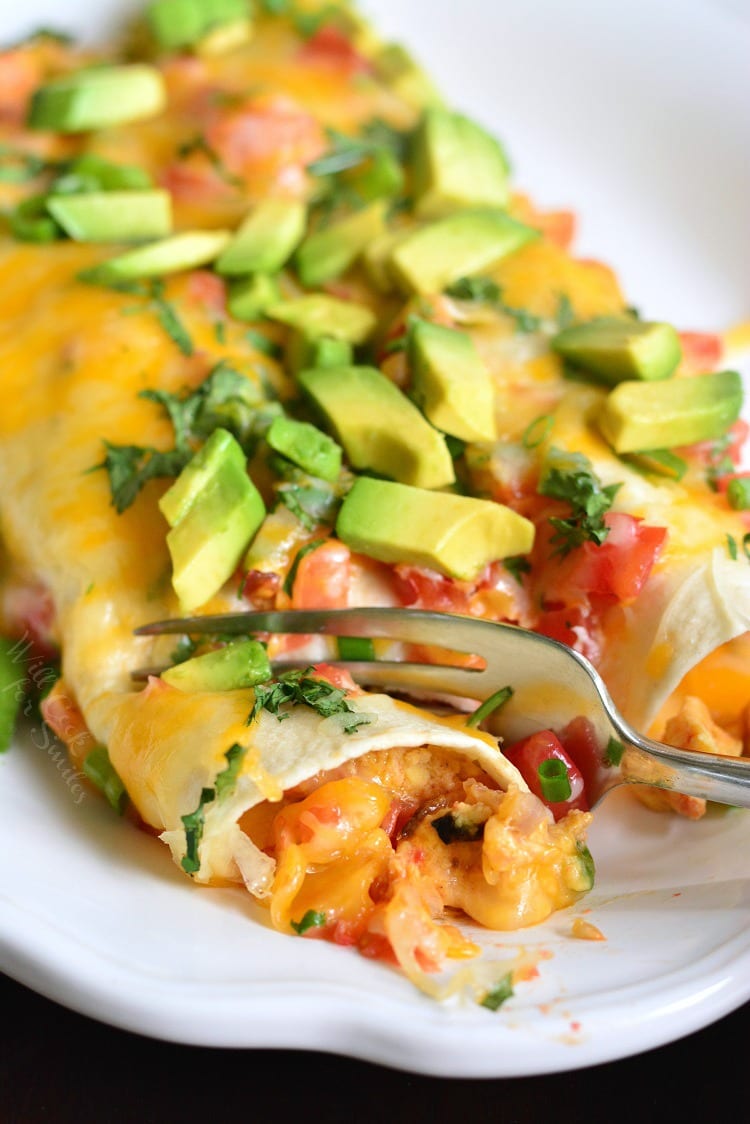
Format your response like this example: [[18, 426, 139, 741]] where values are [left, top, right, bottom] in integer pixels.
[[548, 513, 667, 605], [393, 565, 472, 614], [380, 796, 420, 842], [0, 49, 41, 123], [502, 730, 589, 819], [291, 539, 351, 609], [205, 94, 325, 180], [310, 662, 361, 694], [187, 270, 226, 314], [678, 331, 723, 373], [558, 716, 605, 798], [41, 680, 97, 768], [2, 581, 57, 659], [535, 605, 600, 664], [688, 419, 749, 472], [715, 470, 750, 498], [160, 160, 231, 203], [536, 209, 576, 250], [297, 25, 372, 75]]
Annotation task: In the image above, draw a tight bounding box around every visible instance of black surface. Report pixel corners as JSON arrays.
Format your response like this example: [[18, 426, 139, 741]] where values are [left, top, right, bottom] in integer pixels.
[[2, 973, 747, 1122]]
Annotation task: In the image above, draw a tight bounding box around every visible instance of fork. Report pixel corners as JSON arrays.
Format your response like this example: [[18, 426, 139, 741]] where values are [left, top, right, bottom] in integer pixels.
[[134, 608, 750, 810]]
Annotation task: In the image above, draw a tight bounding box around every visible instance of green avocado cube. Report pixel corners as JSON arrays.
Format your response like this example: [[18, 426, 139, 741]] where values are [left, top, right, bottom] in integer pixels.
[[146, 0, 251, 50], [299, 365, 455, 490], [227, 273, 281, 321], [91, 229, 231, 280], [374, 44, 444, 110], [336, 477, 534, 580], [266, 416, 342, 481], [552, 316, 682, 384], [598, 369, 744, 453], [161, 639, 271, 692], [295, 201, 387, 288], [28, 65, 166, 132], [265, 294, 376, 344], [412, 107, 510, 218], [216, 199, 306, 276], [46, 190, 172, 243], [161, 428, 265, 611], [409, 319, 497, 442], [285, 333, 353, 376], [390, 209, 538, 295]]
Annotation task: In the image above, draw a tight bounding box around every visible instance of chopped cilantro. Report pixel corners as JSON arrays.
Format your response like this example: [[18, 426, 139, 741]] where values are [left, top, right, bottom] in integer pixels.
[[576, 842, 596, 886], [181, 786, 215, 874], [727, 533, 738, 560], [604, 736, 625, 767], [97, 442, 188, 514], [176, 134, 243, 189], [214, 743, 247, 800], [277, 483, 339, 531], [480, 972, 514, 1011], [0, 145, 49, 184], [538, 447, 621, 556], [291, 909, 326, 935], [503, 555, 531, 585], [248, 667, 371, 733], [246, 328, 282, 359], [83, 746, 128, 815], [154, 297, 193, 356], [744, 532, 750, 562], [170, 635, 199, 665], [79, 272, 193, 356], [444, 276, 541, 333]]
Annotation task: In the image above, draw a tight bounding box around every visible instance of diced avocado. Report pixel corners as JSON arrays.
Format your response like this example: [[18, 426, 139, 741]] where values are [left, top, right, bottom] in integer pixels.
[[361, 227, 411, 293], [336, 477, 534, 580], [265, 294, 376, 344], [146, 0, 250, 51], [285, 333, 353, 377], [295, 201, 387, 288], [299, 365, 455, 489], [227, 272, 280, 321], [216, 199, 306, 276], [162, 639, 270, 692], [195, 16, 253, 55], [552, 316, 682, 384], [45, 190, 172, 243], [390, 209, 538, 295], [350, 148, 404, 204], [598, 370, 744, 453], [57, 153, 152, 192], [409, 319, 497, 442], [92, 230, 231, 281], [374, 44, 444, 110], [412, 108, 510, 218], [266, 416, 342, 482], [161, 428, 266, 611], [28, 65, 166, 132], [160, 427, 237, 527]]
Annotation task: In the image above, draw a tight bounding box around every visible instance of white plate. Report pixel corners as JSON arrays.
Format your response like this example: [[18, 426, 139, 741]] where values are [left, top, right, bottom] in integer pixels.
[[2, 0, 750, 1079]]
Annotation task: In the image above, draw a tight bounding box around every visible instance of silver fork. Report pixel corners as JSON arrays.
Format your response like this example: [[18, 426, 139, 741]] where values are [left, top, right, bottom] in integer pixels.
[[134, 608, 750, 810]]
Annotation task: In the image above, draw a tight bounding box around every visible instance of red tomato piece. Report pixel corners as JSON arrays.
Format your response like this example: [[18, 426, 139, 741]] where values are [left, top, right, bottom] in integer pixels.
[[558, 715, 605, 798], [678, 331, 723, 373], [552, 513, 667, 605], [292, 540, 351, 610], [187, 270, 226, 314], [310, 663, 360, 694], [205, 95, 325, 179], [298, 25, 372, 74], [502, 730, 589, 819]]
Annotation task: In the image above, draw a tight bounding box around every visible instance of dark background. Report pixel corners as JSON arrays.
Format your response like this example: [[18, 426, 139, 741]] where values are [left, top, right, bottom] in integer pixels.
[[3, 974, 747, 1123]]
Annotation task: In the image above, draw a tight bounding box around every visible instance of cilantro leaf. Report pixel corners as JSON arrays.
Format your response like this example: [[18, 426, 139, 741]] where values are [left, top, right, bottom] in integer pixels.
[[181, 786, 215, 874], [445, 276, 541, 333], [0, 144, 49, 184], [277, 483, 339, 531], [97, 442, 188, 514], [248, 668, 371, 733], [480, 972, 514, 1011], [291, 909, 326, 935], [214, 742, 247, 800], [503, 555, 531, 585], [539, 447, 621, 556]]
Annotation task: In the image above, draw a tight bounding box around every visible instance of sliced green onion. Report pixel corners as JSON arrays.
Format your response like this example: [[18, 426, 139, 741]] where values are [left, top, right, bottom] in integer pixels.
[[83, 745, 128, 814], [604, 736, 625, 767], [336, 636, 375, 661], [466, 685, 513, 729], [480, 971, 514, 1011], [727, 477, 750, 511], [537, 756, 572, 803], [521, 413, 553, 450]]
